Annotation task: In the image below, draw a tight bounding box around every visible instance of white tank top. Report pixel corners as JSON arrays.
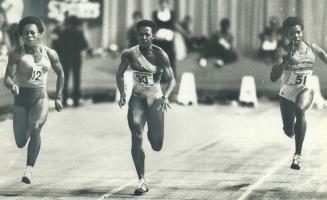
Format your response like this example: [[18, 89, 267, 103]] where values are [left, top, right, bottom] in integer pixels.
[[281, 42, 315, 88], [15, 45, 51, 88]]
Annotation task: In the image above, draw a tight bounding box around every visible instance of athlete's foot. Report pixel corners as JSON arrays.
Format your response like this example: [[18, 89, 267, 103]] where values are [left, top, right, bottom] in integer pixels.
[[134, 178, 149, 196], [290, 154, 301, 170], [21, 166, 33, 184]]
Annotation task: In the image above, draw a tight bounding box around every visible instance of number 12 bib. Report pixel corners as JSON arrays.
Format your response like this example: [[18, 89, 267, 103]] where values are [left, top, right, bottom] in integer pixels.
[[29, 65, 43, 81]]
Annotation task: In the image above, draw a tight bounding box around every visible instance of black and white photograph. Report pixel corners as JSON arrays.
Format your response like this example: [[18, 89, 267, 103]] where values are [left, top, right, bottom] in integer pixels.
[[0, 0, 327, 199]]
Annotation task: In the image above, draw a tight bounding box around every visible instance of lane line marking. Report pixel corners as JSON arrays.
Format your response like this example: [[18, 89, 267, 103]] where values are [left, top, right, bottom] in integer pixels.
[[236, 154, 291, 200]]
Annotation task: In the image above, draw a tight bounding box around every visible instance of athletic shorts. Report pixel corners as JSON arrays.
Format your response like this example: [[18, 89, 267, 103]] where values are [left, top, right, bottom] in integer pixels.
[[14, 87, 47, 110], [128, 94, 164, 136], [279, 85, 308, 103]]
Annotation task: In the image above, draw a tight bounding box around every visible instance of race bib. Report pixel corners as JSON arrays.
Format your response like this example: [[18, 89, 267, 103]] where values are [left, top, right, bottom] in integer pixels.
[[288, 71, 312, 87], [29, 66, 42, 81], [133, 71, 155, 87], [29, 65, 42, 81]]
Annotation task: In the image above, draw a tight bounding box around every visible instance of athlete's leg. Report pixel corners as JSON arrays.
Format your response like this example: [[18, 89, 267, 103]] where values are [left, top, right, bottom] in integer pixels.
[[279, 97, 296, 138], [27, 98, 49, 167], [13, 106, 29, 148], [293, 89, 314, 155], [128, 96, 147, 180], [295, 89, 314, 111], [146, 99, 164, 151]]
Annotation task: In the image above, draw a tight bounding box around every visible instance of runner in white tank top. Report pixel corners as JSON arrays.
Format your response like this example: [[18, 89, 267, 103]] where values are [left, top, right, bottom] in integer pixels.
[[4, 16, 64, 184], [116, 20, 176, 195], [270, 17, 327, 170]]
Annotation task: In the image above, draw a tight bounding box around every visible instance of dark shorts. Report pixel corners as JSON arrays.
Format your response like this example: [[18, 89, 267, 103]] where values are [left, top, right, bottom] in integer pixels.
[[14, 87, 47, 111]]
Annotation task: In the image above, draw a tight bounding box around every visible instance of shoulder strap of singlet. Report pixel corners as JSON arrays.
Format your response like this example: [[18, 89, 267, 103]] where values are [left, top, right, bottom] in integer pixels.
[[303, 41, 311, 48]]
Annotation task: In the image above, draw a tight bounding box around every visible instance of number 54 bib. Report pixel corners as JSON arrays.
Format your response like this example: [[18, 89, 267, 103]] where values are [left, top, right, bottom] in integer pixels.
[[133, 71, 155, 87]]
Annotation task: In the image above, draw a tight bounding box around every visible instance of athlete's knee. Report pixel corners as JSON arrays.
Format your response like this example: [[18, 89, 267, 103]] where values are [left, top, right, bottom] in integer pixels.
[[151, 143, 163, 151], [148, 134, 163, 151], [296, 103, 308, 111], [283, 125, 294, 137], [131, 133, 143, 149], [30, 121, 44, 133], [13, 130, 28, 148], [15, 139, 27, 148]]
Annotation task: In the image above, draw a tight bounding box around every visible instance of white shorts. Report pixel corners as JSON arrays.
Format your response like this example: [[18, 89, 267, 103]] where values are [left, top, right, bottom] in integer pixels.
[[279, 85, 307, 103]]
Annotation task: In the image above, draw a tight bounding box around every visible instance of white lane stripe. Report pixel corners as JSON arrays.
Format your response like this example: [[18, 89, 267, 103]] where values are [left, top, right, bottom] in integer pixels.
[[96, 138, 224, 199], [236, 154, 291, 200]]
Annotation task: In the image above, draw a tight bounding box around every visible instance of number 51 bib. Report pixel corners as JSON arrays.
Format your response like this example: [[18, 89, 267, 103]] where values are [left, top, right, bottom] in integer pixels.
[[287, 70, 312, 87]]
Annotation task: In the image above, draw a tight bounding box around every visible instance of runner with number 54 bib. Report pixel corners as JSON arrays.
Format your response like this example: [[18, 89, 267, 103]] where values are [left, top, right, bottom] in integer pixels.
[[116, 20, 176, 195], [270, 17, 327, 170]]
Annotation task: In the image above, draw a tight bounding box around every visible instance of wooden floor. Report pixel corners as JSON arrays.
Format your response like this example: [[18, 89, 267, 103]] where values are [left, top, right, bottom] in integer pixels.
[[0, 102, 327, 200]]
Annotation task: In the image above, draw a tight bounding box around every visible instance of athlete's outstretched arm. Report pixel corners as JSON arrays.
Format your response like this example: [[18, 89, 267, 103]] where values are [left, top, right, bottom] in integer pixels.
[[270, 47, 286, 82], [159, 51, 176, 111], [47, 48, 64, 112], [311, 43, 327, 64], [4, 51, 19, 95], [116, 51, 129, 107]]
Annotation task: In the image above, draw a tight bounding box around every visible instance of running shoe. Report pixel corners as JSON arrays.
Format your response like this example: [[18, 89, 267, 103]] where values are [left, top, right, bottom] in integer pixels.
[[134, 178, 149, 195], [290, 154, 301, 170], [21, 168, 32, 184]]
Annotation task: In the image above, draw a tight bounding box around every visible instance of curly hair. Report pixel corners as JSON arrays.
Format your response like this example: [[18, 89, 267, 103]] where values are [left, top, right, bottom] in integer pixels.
[[282, 16, 304, 31], [18, 16, 44, 35], [136, 20, 157, 34]]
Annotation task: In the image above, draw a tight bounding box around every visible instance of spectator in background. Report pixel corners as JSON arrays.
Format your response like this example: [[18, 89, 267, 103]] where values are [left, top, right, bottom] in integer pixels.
[[152, 0, 177, 79], [0, 6, 9, 58], [199, 18, 238, 68], [56, 16, 88, 107], [258, 16, 283, 62], [178, 15, 207, 54], [127, 11, 143, 48]]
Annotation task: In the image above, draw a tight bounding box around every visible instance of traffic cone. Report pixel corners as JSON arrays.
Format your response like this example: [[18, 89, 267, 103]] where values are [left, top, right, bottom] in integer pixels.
[[239, 76, 258, 107], [177, 72, 198, 105], [115, 70, 133, 103], [310, 75, 324, 109]]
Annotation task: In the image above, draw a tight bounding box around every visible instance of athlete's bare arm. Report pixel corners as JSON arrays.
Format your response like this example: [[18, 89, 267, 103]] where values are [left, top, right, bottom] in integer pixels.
[[116, 51, 130, 107], [4, 50, 19, 95], [47, 48, 64, 112], [270, 46, 286, 82], [311, 43, 327, 64], [158, 50, 176, 111]]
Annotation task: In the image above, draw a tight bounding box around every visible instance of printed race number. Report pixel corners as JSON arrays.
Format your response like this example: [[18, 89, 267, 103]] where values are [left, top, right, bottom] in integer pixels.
[[295, 74, 307, 85], [288, 72, 310, 87], [133, 72, 154, 87], [30, 66, 42, 81]]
